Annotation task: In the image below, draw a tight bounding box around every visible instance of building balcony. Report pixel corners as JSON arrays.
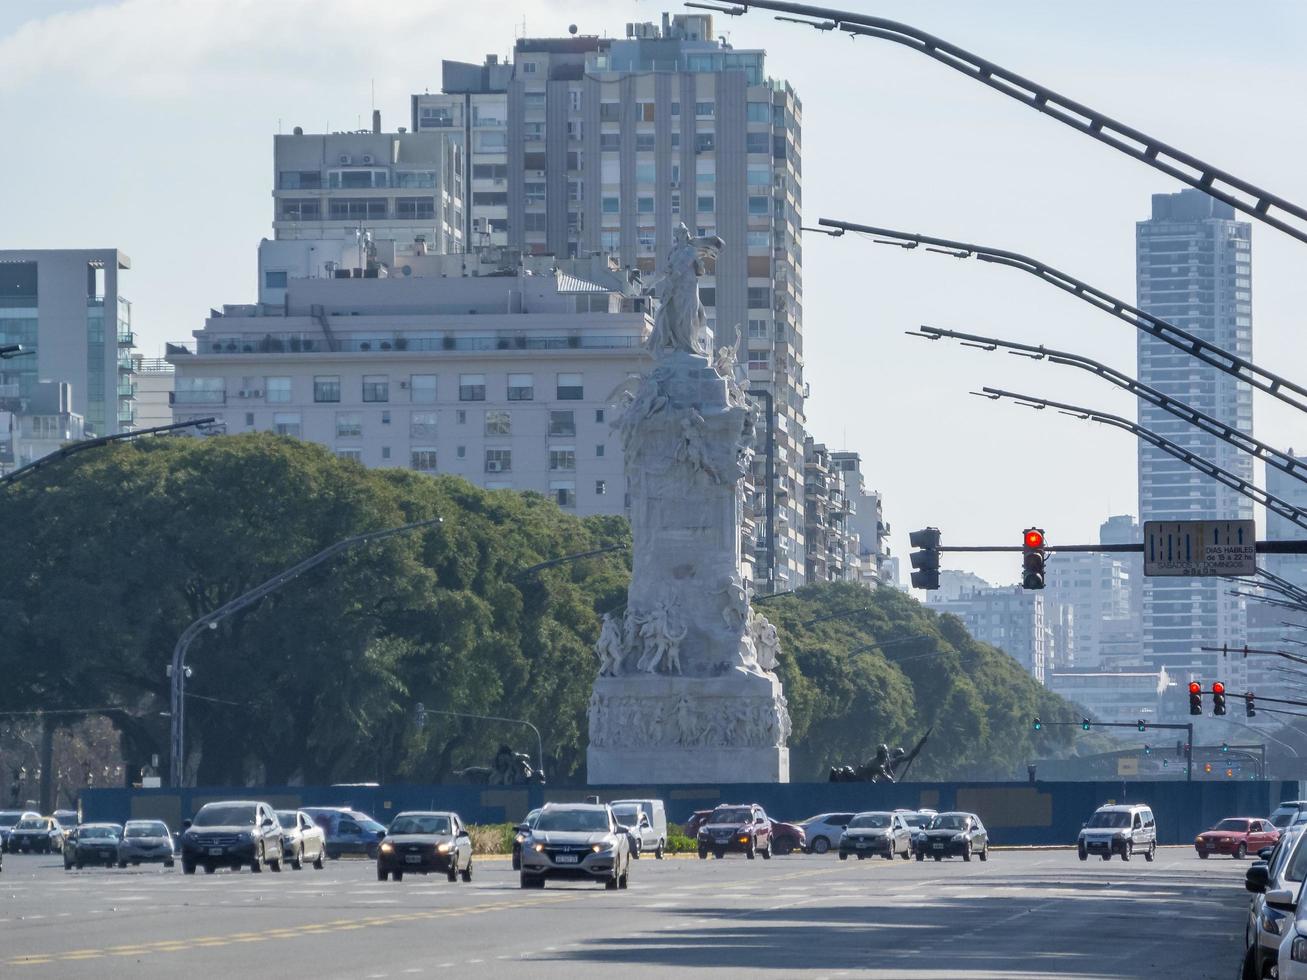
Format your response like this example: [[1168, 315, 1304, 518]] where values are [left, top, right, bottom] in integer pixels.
[[117, 330, 136, 348], [171, 391, 227, 405], [117, 381, 137, 397], [117, 405, 137, 424], [117, 353, 134, 372], [173, 333, 646, 356]]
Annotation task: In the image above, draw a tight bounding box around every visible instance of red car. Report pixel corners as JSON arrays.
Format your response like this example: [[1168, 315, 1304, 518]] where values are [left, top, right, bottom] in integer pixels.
[[769, 819, 805, 856], [1194, 817, 1278, 859]]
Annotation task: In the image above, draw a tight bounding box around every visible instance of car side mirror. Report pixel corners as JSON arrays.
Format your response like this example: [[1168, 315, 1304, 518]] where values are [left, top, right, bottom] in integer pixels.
[[1267, 886, 1297, 910], [457, 829, 469, 838], [1259, 847, 1274, 862], [1246, 863, 1270, 894], [515, 823, 529, 833], [262, 818, 274, 827], [182, 820, 192, 831]]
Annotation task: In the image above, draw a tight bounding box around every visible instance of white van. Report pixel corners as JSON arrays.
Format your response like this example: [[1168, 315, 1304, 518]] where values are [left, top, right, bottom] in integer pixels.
[[610, 799, 668, 859], [1077, 803, 1156, 862]]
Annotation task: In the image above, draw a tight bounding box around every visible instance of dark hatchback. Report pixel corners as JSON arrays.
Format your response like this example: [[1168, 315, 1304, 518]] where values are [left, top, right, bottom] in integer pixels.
[[376, 811, 472, 883], [64, 824, 123, 869], [180, 801, 285, 874], [9, 816, 64, 853], [912, 812, 989, 862]]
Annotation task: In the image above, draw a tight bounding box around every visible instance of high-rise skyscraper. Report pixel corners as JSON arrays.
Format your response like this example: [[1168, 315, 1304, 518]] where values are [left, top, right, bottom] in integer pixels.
[[411, 12, 807, 589], [1135, 189, 1252, 689]]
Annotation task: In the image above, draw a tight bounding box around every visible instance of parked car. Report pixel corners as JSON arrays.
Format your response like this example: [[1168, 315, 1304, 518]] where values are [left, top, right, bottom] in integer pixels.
[[1076, 803, 1156, 862], [179, 801, 285, 874], [696, 803, 773, 860], [377, 811, 472, 883], [1196, 817, 1278, 860], [63, 823, 122, 869], [520, 803, 631, 890], [611, 799, 668, 859], [512, 808, 542, 871], [1243, 825, 1305, 980], [769, 819, 805, 856], [1272, 802, 1307, 831], [912, 812, 989, 862], [611, 803, 663, 859], [839, 811, 913, 861], [0, 810, 37, 853], [797, 812, 856, 855], [685, 810, 715, 838], [117, 820, 175, 868], [274, 810, 327, 870], [53, 809, 79, 838], [299, 807, 387, 859], [9, 815, 64, 853]]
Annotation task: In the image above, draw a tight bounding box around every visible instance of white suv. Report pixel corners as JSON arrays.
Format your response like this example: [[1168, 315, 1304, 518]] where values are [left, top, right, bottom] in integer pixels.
[[1077, 804, 1156, 862]]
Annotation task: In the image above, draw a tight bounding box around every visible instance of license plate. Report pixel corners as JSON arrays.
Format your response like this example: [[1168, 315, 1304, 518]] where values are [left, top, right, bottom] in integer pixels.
[[208, 847, 224, 856], [404, 854, 421, 864], [555, 853, 579, 864], [932, 843, 944, 850]]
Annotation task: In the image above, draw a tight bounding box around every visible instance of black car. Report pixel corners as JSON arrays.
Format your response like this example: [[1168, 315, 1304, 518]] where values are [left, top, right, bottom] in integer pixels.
[[64, 823, 123, 869], [912, 812, 989, 862], [512, 808, 542, 871], [9, 816, 64, 853], [0, 810, 36, 853], [179, 801, 285, 874], [696, 804, 774, 860], [376, 811, 473, 883]]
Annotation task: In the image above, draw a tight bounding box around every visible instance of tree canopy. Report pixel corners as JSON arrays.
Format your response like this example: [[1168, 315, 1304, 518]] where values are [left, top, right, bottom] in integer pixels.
[[0, 433, 1083, 785]]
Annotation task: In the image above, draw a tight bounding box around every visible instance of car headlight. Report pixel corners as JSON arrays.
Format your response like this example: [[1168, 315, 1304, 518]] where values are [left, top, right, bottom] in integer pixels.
[[697, 830, 709, 838], [533, 843, 545, 852], [592, 841, 614, 853], [514, 834, 526, 844], [379, 843, 393, 853], [1292, 934, 1307, 963], [436, 843, 452, 854], [952, 834, 967, 842], [1262, 909, 1287, 937]]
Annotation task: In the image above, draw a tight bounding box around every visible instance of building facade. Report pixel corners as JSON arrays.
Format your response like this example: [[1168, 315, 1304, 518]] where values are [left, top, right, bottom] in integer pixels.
[[131, 356, 174, 430], [411, 12, 808, 589], [833, 450, 892, 586], [1045, 552, 1133, 670], [802, 439, 855, 583], [1136, 190, 1252, 690], [0, 250, 135, 441], [929, 585, 1049, 684], [168, 252, 649, 516], [1047, 668, 1172, 729]]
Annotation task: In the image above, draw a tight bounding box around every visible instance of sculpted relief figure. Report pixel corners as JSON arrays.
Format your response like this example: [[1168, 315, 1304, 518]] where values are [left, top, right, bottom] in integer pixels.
[[647, 223, 725, 355], [638, 598, 688, 674], [594, 612, 626, 676]]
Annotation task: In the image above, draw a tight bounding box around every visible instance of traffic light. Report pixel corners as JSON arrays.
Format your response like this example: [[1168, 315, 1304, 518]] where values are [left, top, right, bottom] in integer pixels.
[[1080, 717, 1091, 731], [1143, 744, 1152, 755], [909, 527, 941, 590], [1188, 681, 1203, 715], [1136, 719, 1146, 733], [1213, 681, 1227, 716], [1204, 762, 1213, 774], [1220, 742, 1229, 753], [1021, 528, 1047, 590], [1032, 717, 1042, 732], [1226, 768, 1234, 779], [1246, 692, 1256, 718]]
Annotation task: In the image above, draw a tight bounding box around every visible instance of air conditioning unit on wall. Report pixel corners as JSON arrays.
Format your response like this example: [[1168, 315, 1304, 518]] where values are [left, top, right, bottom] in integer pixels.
[[486, 460, 503, 473]]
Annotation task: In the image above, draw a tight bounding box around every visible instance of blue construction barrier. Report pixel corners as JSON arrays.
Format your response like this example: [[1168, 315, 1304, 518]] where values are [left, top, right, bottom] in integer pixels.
[[80, 779, 1299, 847]]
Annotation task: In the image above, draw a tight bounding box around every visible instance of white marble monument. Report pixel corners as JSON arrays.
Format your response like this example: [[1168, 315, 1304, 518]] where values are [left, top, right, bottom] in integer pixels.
[[587, 224, 791, 784]]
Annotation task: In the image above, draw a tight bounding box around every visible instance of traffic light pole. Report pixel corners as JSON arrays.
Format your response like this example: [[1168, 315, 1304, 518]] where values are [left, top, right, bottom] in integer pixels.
[[1035, 720, 1194, 781]]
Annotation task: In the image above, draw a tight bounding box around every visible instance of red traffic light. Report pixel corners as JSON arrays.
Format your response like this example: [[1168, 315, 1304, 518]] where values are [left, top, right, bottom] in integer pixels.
[[1024, 529, 1045, 549], [1188, 681, 1202, 695], [1212, 681, 1226, 695]]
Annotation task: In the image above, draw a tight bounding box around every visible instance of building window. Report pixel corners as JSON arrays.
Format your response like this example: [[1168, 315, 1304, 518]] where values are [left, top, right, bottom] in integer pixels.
[[456, 409, 466, 424], [748, 195, 770, 215], [411, 449, 438, 472], [600, 102, 620, 121], [747, 287, 771, 308], [549, 447, 576, 471], [695, 134, 715, 153], [748, 351, 771, 371], [264, 377, 291, 403], [314, 375, 341, 402], [485, 410, 511, 435], [456, 446, 466, 459], [595, 480, 607, 495], [549, 410, 575, 437], [409, 374, 437, 403], [552, 482, 576, 508], [381, 410, 391, 425], [245, 412, 254, 426], [336, 448, 362, 463], [382, 446, 391, 460], [697, 195, 714, 213], [485, 448, 512, 473], [279, 170, 322, 190], [507, 373, 534, 401], [748, 319, 769, 339], [595, 409, 604, 423], [694, 102, 714, 117], [273, 412, 301, 438], [410, 411, 438, 439], [175, 377, 226, 404], [635, 163, 655, 184], [265, 270, 288, 289], [280, 199, 321, 220], [336, 412, 362, 438], [600, 133, 620, 151], [397, 197, 436, 219], [556, 373, 583, 400], [459, 374, 486, 401], [525, 182, 546, 206], [362, 375, 389, 402], [596, 444, 605, 458], [636, 134, 656, 152], [637, 196, 655, 214], [328, 199, 387, 220], [600, 196, 620, 214], [521, 61, 537, 74], [746, 102, 771, 123]]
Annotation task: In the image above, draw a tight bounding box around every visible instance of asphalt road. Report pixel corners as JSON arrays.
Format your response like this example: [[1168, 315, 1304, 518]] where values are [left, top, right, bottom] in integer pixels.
[[0, 847, 1249, 979]]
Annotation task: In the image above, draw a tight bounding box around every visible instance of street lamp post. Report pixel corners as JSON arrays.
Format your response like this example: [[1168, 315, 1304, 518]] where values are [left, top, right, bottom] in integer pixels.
[[168, 517, 441, 787]]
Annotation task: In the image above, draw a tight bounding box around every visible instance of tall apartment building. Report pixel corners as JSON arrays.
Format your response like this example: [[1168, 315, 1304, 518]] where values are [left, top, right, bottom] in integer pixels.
[[0, 250, 135, 440], [261, 118, 464, 306], [131, 355, 175, 429], [802, 439, 856, 583], [1136, 190, 1252, 689], [411, 12, 808, 589], [929, 585, 1049, 684], [1045, 553, 1133, 670], [832, 450, 892, 586], [167, 251, 649, 515]]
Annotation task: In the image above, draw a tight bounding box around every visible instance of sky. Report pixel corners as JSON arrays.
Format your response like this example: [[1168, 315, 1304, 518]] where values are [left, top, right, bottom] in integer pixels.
[[3, 0, 1306, 585]]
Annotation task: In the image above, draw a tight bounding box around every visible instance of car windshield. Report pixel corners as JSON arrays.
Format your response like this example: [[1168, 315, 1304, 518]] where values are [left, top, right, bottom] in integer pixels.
[[15, 818, 45, 830], [1214, 819, 1251, 832], [275, 812, 299, 828], [928, 814, 968, 831], [79, 826, 119, 840], [125, 823, 168, 838], [902, 814, 933, 829], [612, 806, 641, 824], [346, 811, 384, 833], [0, 812, 26, 827], [848, 814, 892, 829], [535, 809, 611, 833], [711, 808, 753, 824], [1284, 835, 1307, 882], [1273, 812, 1297, 829], [1086, 811, 1132, 829], [193, 805, 257, 827], [389, 815, 451, 836]]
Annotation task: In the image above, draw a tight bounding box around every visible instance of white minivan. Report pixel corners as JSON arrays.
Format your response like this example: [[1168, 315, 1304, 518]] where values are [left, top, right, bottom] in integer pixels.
[[1077, 803, 1157, 862], [610, 799, 668, 860]]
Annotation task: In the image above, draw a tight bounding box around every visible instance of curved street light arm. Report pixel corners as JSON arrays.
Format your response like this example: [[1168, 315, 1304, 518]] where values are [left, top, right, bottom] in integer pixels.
[[977, 386, 1307, 533], [1, 417, 216, 487], [916, 325, 1307, 488], [823, 219, 1307, 418], [728, 0, 1307, 245]]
